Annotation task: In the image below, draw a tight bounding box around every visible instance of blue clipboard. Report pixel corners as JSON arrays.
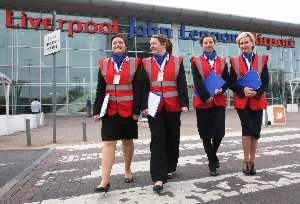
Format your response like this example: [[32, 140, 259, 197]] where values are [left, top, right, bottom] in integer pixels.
[[237, 68, 262, 90], [194, 70, 226, 97]]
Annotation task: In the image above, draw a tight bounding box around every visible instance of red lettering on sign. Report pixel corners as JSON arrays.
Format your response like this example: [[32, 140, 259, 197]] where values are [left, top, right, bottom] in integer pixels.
[[85, 21, 98, 33], [114, 18, 119, 33], [289, 38, 295, 47], [21, 12, 27, 28], [252, 32, 259, 45], [68, 20, 83, 37], [99, 22, 113, 34], [42, 18, 53, 30], [268, 38, 278, 50], [277, 39, 285, 47], [5, 10, 19, 28], [58, 19, 68, 31], [28, 17, 42, 29]]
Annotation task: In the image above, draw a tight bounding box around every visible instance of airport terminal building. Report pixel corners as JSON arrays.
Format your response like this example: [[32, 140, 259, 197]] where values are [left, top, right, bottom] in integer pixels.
[[0, 0, 300, 114]]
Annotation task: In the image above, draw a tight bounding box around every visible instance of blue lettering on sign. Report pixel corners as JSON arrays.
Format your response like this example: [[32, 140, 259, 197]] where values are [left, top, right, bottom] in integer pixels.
[[129, 20, 172, 39], [180, 25, 189, 39], [130, 21, 238, 44], [135, 24, 147, 36]]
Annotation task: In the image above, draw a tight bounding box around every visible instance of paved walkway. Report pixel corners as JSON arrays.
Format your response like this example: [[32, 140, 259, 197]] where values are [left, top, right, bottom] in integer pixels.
[[0, 108, 299, 149], [0, 108, 299, 203]]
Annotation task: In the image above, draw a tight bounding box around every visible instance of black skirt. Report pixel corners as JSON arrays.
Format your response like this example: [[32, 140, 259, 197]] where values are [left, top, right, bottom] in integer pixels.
[[101, 113, 138, 141], [236, 101, 263, 139], [196, 105, 226, 139]]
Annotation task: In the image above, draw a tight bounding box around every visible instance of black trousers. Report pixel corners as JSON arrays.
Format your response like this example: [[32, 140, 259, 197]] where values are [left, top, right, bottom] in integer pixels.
[[196, 105, 225, 139], [147, 108, 181, 183]]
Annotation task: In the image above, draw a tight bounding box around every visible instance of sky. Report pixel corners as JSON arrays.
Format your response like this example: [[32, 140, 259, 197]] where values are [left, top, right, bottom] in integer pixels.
[[120, 0, 299, 24]]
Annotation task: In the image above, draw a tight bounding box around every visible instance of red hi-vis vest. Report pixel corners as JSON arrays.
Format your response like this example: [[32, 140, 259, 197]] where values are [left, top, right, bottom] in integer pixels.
[[142, 56, 182, 112], [192, 56, 227, 108], [231, 54, 268, 110], [99, 57, 140, 117]]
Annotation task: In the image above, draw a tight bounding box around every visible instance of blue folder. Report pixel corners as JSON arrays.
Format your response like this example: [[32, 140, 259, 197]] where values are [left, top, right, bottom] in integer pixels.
[[194, 70, 226, 97], [237, 68, 262, 90]]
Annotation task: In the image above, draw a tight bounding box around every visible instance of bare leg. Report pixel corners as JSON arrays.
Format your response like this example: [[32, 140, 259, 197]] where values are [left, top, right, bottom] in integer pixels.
[[242, 136, 251, 162], [121, 139, 134, 178], [250, 136, 258, 162], [242, 136, 251, 171], [98, 140, 117, 188]]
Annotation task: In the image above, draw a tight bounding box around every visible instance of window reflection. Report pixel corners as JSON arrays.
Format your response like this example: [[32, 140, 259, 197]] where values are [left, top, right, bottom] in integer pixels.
[[0, 47, 12, 65], [68, 67, 90, 84]]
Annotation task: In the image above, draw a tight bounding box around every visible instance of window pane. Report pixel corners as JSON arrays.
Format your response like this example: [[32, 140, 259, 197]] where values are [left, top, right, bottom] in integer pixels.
[[68, 67, 91, 84], [68, 85, 86, 103], [41, 86, 66, 104], [68, 50, 90, 67], [42, 49, 66, 67], [227, 43, 240, 58], [91, 34, 110, 50], [0, 66, 12, 79], [179, 39, 192, 55], [0, 28, 12, 46], [14, 66, 40, 84], [14, 47, 40, 66], [14, 29, 40, 47], [0, 9, 6, 25], [68, 32, 90, 49], [92, 51, 109, 67], [0, 47, 12, 65], [41, 66, 66, 84], [14, 85, 40, 104]]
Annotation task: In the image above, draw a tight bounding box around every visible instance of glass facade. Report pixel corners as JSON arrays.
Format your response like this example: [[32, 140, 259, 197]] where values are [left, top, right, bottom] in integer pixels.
[[0, 9, 300, 114]]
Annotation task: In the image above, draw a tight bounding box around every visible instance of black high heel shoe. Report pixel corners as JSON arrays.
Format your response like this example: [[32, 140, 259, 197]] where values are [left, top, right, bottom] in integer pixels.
[[243, 162, 250, 175], [250, 162, 256, 175], [94, 183, 110, 193], [125, 173, 134, 183], [153, 181, 163, 192], [208, 163, 218, 176]]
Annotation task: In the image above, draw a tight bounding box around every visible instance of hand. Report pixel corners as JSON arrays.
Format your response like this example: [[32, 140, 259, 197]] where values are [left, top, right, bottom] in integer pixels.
[[181, 107, 188, 112], [142, 109, 148, 115], [243, 87, 253, 95], [215, 88, 223, 95], [206, 97, 214, 103], [245, 90, 257, 97], [132, 114, 139, 120], [94, 114, 101, 122]]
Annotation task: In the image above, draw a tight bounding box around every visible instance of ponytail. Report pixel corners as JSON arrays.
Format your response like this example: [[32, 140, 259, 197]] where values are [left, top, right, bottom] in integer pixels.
[[151, 34, 173, 55], [166, 38, 173, 55]]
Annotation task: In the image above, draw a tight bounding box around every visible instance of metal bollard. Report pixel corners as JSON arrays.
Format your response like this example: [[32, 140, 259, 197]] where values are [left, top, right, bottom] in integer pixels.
[[265, 108, 268, 127], [26, 119, 31, 146], [82, 116, 87, 141]]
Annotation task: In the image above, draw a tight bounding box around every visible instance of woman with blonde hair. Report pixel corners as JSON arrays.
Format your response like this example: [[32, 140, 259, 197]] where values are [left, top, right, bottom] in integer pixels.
[[229, 32, 269, 175]]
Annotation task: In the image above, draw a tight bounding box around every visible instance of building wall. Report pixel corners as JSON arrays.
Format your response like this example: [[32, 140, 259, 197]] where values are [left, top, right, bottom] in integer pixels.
[[0, 9, 300, 114]]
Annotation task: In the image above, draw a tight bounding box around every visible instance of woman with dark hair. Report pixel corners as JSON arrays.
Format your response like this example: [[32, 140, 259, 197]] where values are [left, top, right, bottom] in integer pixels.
[[229, 32, 269, 175], [142, 34, 189, 192], [93, 34, 146, 193], [191, 34, 229, 176]]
